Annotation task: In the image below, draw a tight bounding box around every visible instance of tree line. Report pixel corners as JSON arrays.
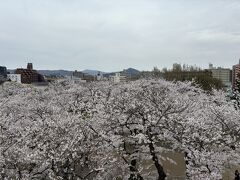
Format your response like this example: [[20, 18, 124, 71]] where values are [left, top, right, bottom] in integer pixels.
[[140, 63, 224, 91]]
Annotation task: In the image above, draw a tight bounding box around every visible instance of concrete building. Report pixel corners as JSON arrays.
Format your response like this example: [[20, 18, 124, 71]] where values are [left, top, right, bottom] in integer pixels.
[[110, 73, 126, 83], [208, 64, 232, 89], [232, 60, 240, 90], [15, 63, 45, 84], [0, 66, 7, 81], [7, 74, 21, 83]]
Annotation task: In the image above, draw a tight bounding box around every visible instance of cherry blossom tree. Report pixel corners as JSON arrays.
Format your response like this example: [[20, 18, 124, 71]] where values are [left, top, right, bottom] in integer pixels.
[[0, 81, 108, 179], [0, 79, 240, 180]]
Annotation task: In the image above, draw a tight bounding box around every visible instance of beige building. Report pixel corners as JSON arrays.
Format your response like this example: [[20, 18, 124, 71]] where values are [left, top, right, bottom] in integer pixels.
[[208, 64, 232, 89]]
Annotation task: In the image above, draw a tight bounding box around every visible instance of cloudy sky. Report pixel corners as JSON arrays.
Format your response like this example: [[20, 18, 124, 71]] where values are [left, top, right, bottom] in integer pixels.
[[0, 0, 240, 71]]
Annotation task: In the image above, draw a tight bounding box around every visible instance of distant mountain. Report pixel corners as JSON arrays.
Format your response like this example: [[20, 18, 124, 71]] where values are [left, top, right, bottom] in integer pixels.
[[103, 68, 141, 78], [37, 70, 73, 76], [82, 69, 108, 76], [7, 69, 73, 76], [123, 68, 140, 76], [7, 68, 141, 77]]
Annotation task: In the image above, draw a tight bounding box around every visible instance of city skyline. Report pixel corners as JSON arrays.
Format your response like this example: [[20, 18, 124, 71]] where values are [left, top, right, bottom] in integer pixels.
[[2, 60, 239, 72], [0, 0, 240, 71]]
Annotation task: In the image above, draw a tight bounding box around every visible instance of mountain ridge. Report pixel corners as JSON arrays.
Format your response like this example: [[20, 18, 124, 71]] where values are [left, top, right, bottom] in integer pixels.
[[7, 68, 141, 77]]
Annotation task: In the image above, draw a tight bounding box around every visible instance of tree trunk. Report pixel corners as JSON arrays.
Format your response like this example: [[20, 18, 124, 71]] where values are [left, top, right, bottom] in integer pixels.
[[129, 159, 144, 180], [147, 129, 166, 180], [184, 152, 191, 179]]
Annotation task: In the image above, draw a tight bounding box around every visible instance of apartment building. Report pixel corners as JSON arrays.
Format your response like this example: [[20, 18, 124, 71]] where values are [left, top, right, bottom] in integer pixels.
[[208, 64, 232, 89]]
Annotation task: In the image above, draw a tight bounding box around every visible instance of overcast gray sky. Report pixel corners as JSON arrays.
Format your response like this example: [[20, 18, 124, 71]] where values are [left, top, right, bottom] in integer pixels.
[[0, 0, 240, 71]]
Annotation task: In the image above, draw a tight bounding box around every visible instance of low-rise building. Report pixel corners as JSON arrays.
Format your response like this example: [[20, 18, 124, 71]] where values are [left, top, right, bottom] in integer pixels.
[[7, 74, 21, 83], [110, 73, 127, 83]]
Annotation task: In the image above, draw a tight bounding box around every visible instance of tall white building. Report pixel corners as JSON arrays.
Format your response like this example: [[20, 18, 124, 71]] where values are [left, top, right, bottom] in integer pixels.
[[7, 74, 21, 83]]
